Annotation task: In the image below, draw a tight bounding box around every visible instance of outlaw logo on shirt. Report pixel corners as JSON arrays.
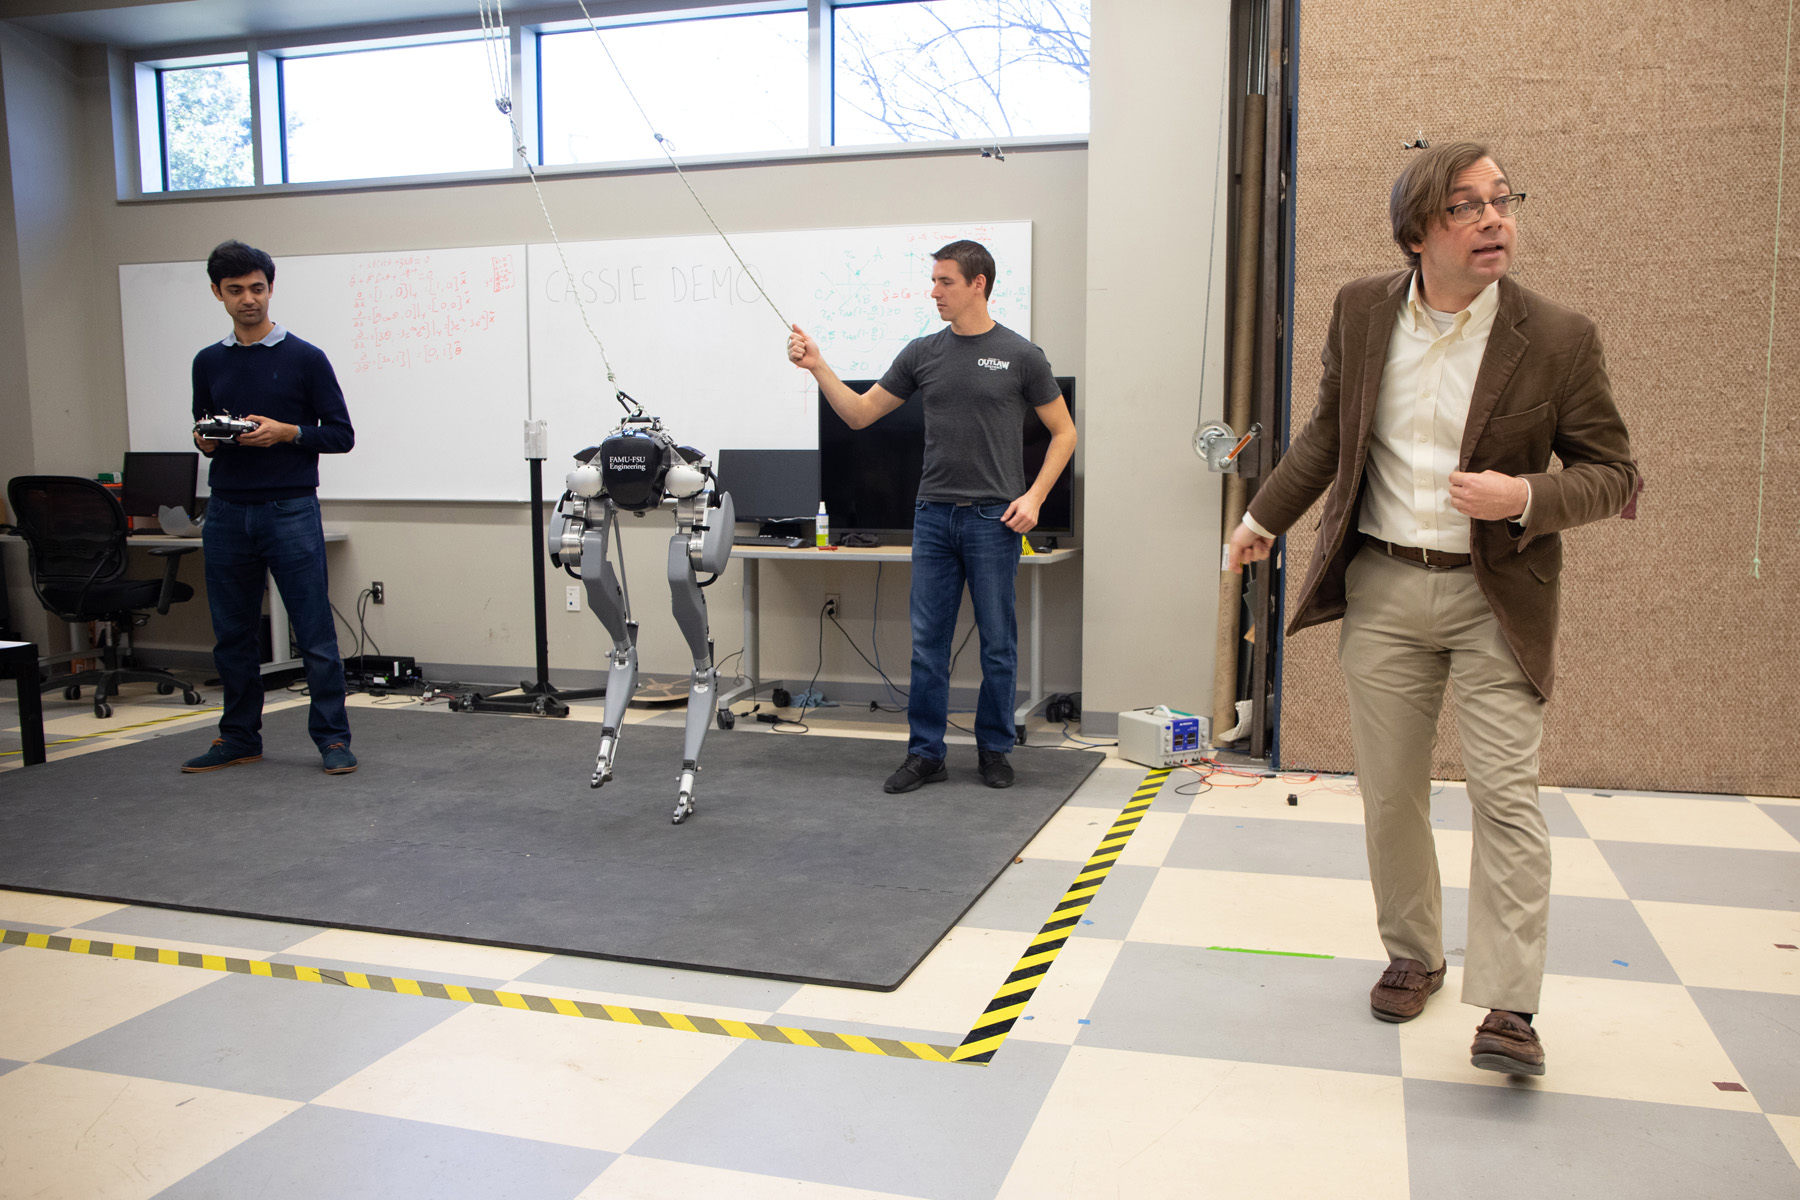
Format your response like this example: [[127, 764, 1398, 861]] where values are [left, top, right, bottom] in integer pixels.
[[976, 358, 1011, 371]]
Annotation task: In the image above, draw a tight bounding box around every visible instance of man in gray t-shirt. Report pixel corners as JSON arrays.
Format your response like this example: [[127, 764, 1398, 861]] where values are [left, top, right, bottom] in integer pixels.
[[788, 240, 1077, 793]]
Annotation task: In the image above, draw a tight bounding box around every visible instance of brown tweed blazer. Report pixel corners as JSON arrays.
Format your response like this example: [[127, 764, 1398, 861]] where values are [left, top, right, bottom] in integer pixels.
[[1246, 270, 1637, 700]]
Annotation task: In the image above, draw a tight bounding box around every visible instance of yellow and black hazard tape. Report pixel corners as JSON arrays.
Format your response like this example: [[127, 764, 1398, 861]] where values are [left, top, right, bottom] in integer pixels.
[[949, 767, 1173, 1063], [0, 766, 1171, 1067], [0, 927, 958, 1063]]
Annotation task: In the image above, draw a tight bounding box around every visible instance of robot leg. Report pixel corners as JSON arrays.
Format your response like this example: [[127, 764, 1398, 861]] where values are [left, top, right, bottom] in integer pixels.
[[666, 533, 717, 824], [580, 515, 638, 789]]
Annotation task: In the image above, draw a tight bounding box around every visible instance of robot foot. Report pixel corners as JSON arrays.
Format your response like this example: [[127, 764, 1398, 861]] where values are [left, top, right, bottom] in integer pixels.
[[590, 729, 620, 789], [671, 762, 698, 825]]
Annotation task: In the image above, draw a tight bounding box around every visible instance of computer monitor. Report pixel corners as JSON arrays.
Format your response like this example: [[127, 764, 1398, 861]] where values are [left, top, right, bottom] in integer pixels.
[[714, 449, 821, 529], [818, 376, 1076, 537], [120, 451, 199, 519]]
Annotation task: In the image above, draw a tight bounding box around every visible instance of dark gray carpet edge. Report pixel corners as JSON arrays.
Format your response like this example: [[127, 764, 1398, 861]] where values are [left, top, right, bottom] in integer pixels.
[[0, 706, 1102, 990]]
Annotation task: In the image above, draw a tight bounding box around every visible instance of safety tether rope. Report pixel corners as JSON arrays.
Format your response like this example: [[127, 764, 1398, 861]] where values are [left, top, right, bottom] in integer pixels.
[[565, 0, 794, 333], [1754, 0, 1795, 580], [477, 0, 630, 411]]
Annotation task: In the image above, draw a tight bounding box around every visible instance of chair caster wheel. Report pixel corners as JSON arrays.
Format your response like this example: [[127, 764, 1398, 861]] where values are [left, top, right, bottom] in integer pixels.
[[64, 685, 80, 700], [94, 702, 112, 719], [716, 710, 735, 730], [184, 691, 203, 705], [157, 682, 175, 695]]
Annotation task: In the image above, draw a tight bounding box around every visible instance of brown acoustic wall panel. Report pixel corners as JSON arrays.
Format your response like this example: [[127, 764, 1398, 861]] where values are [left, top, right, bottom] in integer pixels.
[[1279, 1, 1798, 796]]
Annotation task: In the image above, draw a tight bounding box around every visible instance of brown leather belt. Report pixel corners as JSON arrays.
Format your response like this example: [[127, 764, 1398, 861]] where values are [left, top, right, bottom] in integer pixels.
[[1364, 536, 1472, 570]]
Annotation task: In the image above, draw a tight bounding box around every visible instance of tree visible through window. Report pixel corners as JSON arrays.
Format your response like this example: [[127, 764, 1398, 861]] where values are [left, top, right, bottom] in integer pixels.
[[161, 63, 253, 191], [833, 0, 1090, 145]]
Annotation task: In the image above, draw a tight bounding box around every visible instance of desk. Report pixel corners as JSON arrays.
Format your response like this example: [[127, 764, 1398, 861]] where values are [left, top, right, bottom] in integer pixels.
[[3, 530, 349, 676], [0, 640, 47, 766], [723, 545, 1080, 740]]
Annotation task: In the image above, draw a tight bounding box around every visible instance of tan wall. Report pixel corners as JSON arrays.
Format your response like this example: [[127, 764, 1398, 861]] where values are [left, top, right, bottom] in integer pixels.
[[1279, 0, 1799, 796], [0, 27, 1089, 694]]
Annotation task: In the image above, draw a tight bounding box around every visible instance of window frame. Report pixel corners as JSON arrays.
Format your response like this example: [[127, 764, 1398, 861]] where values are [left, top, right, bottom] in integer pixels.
[[121, 0, 1087, 202]]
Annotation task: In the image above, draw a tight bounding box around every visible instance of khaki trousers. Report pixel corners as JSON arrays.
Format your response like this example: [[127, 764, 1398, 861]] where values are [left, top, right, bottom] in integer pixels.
[[1337, 546, 1550, 1013]]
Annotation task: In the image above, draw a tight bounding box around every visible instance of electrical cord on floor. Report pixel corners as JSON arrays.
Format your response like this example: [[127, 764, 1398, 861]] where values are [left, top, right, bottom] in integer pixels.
[[771, 602, 829, 733]]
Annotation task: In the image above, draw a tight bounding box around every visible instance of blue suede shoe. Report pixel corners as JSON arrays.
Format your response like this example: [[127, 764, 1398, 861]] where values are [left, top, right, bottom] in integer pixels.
[[181, 739, 262, 773], [322, 742, 358, 775]]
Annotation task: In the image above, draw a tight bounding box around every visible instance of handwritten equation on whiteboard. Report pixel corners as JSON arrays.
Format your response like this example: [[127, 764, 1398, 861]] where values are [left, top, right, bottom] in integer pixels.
[[348, 253, 515, 373], [809, 226, 1023, 361]]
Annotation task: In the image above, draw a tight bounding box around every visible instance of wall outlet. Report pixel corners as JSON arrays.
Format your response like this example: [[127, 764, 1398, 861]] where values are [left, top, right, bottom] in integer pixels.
[[824, 593, 839, 619], [370, 581, 384, 604], [566, 584, 582, 612]]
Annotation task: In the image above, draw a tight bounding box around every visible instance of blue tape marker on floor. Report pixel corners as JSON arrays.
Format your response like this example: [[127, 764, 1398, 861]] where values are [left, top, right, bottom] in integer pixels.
[[1612, 959, 1629, 966]]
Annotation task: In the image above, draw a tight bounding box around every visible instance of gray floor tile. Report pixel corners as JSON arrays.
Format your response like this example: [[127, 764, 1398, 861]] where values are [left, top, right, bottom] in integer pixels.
[[766, 1010, 967, 1045], [1760, 802, 1800, 842], [1433, 783, 1587, 837], [44, 970, 459, 1101], [153, 1104, 614, 1199], [1077, 941, 1403, 1076], [1404, 1078, 1800, 1199], [1599, 842, 1800, 910], [1065, 762, 1175, 811], [513, 954, 804, 1013], [1543, 895, 1682, 983], [0, 1058, 22, 1078], [958, 859, 1155, 942], [1165, 813, 1371, 880], [1689, 987, 1800, 1116], [0, 920, 62, 937], [1409, 891, 1679, 985], [628, 1037, 1068, 1200], [72, 905, 321, 952]]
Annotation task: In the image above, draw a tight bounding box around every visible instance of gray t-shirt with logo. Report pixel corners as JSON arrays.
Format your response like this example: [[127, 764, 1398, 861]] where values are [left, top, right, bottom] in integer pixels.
[[877, 322, 1063, 504]]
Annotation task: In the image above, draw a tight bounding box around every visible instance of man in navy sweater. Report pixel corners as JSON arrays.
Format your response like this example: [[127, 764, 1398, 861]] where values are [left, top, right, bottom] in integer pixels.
[[181, 240, 358, 775]]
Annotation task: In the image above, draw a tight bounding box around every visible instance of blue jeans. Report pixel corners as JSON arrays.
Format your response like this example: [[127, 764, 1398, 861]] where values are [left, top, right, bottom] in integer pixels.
[[202, 495, 348, 754], [908, 500, 1020, 760]]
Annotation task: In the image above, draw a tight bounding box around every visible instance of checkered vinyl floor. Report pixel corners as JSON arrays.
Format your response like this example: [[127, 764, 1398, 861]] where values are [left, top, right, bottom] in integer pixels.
[[3, 685, 1798, 1199]]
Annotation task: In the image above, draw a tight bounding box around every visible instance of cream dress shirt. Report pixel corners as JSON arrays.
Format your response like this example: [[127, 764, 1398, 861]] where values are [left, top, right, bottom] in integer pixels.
[[1242, 275, 1528, 550]]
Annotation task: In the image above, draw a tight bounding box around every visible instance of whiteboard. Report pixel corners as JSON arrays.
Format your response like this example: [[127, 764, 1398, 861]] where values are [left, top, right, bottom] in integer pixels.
[[119, 221, 1031, 499], [122, 245, 529, 500], [525, 221, 1032, 467]]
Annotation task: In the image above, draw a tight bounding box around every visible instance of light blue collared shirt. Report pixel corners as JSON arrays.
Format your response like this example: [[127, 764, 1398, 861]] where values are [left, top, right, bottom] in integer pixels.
[[219, 323, 288, 348]]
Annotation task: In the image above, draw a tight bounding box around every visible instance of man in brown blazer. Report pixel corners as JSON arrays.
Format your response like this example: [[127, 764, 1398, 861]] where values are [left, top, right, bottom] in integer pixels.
[[1228, 142, 1636, 1076]]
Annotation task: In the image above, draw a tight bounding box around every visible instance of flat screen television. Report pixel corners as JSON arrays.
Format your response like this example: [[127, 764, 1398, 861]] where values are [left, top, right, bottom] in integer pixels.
[[817, 376, 1075, 538], [715, 449, 820, 533], [121, 451, 199, 518]]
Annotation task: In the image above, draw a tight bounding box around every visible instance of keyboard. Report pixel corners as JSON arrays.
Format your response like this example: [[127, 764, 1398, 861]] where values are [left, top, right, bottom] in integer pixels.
[[732, 534, 807, 548]]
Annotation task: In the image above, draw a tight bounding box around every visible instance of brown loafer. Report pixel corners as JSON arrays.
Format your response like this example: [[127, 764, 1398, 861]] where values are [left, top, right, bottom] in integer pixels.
[[1470, 1010, 1545, 1075], [1369, 957, 1446, 1023]]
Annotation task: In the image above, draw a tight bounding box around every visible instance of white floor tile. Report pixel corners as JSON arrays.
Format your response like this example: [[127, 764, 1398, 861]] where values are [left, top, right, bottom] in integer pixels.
[[282, 928, 553, 981], [0, 1062, 298, 1200], [311, 1002, 739, 1153], [0, 945, 222, 1061], [1634, 901, 1800, 994], [997, 1046, 1408, 1199], [1127, 867, 1388, 961], [780, 926, 1029, 1036], [1567, 794, 1800, 851], [579, 1156, 925, 1199], [1398, 967, 1763, 1111]]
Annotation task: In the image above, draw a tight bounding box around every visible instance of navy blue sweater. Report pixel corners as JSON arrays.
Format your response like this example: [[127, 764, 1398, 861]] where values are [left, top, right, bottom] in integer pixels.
[[191, 331, 355, 502]]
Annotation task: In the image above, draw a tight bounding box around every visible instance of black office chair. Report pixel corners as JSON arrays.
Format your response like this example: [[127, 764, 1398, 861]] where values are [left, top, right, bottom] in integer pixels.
[[4, 475, 205, 718]]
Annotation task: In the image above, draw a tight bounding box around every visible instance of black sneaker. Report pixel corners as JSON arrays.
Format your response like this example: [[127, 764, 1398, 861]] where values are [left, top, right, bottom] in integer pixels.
[[884, 754, 947, 794], [978, 749, 1015, 788]]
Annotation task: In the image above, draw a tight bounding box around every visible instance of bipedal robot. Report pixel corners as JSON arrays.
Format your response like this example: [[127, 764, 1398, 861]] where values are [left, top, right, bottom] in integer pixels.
[[548, 411, 735, 825]]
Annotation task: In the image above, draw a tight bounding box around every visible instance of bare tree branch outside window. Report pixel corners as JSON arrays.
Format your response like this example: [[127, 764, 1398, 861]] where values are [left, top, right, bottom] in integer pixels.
[[834, 0, 1090, 145]]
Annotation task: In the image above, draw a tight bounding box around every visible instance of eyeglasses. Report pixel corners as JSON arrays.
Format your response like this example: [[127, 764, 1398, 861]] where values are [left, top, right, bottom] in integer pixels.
[[1445, 193, 1526, 224]]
